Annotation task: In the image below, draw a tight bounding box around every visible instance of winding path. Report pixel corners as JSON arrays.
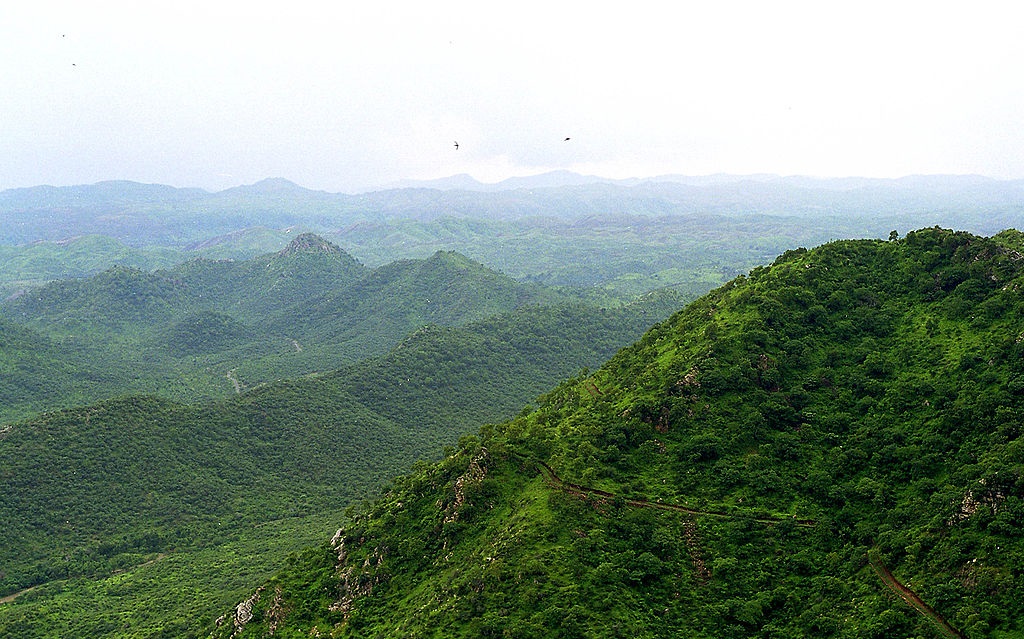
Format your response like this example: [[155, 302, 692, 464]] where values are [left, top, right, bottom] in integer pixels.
[[0, 555, 171, 606], [0, 585, 38, 605], [536, 461, 815, 526], [226, 368, 242, 394], [869, 551, 965, 638], [534, 460, 812, 587]]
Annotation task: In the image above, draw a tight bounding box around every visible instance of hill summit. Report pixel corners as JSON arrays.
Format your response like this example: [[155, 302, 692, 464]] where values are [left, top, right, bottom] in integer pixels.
[[212, 227, 1024, 638], [277, 232, 347, 257]]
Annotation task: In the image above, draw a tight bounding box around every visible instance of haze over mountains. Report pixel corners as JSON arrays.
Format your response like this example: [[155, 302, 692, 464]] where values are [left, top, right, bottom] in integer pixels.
[[3, 174, 1024, 638], [5, 171, 1024, 303], [4, 172, 1024, 247], [386, 169, 1022, 192]]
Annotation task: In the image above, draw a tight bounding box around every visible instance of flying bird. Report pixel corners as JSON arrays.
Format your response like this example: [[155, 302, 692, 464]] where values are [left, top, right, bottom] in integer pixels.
[[564, 137, 571, 141], [454, 141, 459, 150]]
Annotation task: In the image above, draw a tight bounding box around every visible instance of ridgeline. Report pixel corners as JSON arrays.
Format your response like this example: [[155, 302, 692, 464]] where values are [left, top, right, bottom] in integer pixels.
[[212, 228, 1024, 638]]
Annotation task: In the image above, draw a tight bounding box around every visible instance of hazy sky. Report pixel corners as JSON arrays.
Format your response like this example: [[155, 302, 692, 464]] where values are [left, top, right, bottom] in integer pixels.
[[2, 1, 1023, 192]]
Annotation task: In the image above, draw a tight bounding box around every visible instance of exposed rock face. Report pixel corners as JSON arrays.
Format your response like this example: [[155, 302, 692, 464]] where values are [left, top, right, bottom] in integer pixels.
[[328, 536, 387, 618], [220, 586, 264, 638], [325, 448, 490, 621], [235, 591, 259, 628], [215, 584, 286, 637], [948, 478, 1007, 524], [264, 586, 287, 635], [442, 447, 489, 524]]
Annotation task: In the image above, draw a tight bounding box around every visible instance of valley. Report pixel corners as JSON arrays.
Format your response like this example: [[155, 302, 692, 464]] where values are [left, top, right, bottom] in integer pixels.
[[0, 227, 683, 637]]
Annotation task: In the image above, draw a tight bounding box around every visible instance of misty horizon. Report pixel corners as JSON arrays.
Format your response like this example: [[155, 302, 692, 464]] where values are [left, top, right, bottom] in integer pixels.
[[4, 3, 1023, 193]]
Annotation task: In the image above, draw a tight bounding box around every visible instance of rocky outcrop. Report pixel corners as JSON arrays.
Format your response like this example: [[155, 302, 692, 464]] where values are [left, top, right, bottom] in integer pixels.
[[441, 447, 489, 524], [328, 535, 387, 619], [215, 586, 265, 638]]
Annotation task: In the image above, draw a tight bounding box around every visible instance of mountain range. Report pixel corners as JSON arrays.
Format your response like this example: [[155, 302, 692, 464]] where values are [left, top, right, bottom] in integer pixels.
[[0, 232, 682, 638], [3, 173, 1024, 248], [4, 174, 1024, 637], [5, 172, 1024, 303]]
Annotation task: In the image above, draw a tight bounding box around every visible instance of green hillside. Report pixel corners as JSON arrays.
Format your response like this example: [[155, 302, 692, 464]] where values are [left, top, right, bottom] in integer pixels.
[[165, 232, 368, 322], [0, 318, 137, 425], [0, 235, 183, 297], [2, 234, 366, 329], [210, 228, 1024, 639], [0, 235, 595, 423], [0, 295, 679, 638]]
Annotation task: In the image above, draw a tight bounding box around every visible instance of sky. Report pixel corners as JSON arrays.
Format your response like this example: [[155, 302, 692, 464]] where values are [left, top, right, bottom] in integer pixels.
[[2, 1, 1023, 193]]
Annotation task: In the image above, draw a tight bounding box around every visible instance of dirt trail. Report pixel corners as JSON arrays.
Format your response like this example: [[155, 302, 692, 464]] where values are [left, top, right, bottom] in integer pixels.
[[869, 552, 964, 638], [535, 460, 812, 587], [111, 553, 168, 576], [226, 368, 242, 394], [536, 460, 959, 635], [0, 585, 38, 605], [1, 554, 170, 606], [537, 461, 815, 527]]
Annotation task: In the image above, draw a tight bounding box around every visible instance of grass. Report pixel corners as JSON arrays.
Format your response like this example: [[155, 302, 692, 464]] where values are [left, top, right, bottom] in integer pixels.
[[0, 510, 349, 639]]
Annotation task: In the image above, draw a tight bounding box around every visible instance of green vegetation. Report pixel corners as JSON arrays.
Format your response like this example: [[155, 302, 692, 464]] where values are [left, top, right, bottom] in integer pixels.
[[0, 235, 617, 424], [8, 208, 1024, 637], [211, 228, 1024, 638], [5, 175, 1024, 299], [0, 281, 677, 637]]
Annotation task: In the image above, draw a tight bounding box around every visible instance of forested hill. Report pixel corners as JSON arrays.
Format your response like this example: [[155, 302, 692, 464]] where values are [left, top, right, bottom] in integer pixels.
[[4, 234, 559, 338], [0, 234, 582, 423], [0, 295, 679, 638], [213, 227, 1024, 638]]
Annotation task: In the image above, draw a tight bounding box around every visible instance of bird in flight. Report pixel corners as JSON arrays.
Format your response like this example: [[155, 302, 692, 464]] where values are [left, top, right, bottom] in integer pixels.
[[454, 141, 459, 150], [564, 137, 571, 141]]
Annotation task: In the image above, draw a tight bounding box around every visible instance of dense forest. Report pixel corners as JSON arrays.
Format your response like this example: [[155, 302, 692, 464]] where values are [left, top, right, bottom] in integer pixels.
[[0, 234, 643, 424], [0, 240, 681, 638], [208, 228, 1024, 638]]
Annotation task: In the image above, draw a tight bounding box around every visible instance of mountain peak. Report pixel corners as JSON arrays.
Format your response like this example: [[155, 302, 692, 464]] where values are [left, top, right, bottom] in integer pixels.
[[425, 249, 478, 267], [278, 233, 345, 257], [231, 177, 308, 194]]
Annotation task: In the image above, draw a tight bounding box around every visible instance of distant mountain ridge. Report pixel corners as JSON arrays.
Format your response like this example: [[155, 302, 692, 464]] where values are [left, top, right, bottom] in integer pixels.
[[5, 172, 1024, 326], [385, 170, 1017, 192], [3, 173, 1024, 247]]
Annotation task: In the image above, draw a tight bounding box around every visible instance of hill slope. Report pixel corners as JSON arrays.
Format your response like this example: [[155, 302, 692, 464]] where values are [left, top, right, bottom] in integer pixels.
[[211, 228, 1024, 639], [0, 235, 584, 423], [0, 294, 680, 638]]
